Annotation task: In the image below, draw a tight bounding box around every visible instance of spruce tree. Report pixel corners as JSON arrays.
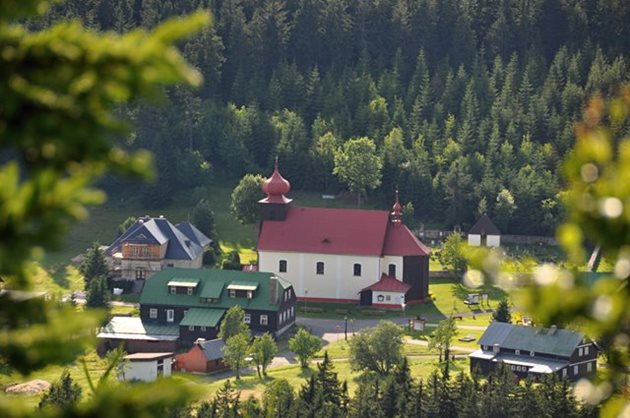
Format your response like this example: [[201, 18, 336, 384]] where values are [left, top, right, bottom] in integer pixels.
[[38, 370, 82, 411], [80, 242, 108, 286], [493, 299, 512, 323], [86, 275, 110, 308]]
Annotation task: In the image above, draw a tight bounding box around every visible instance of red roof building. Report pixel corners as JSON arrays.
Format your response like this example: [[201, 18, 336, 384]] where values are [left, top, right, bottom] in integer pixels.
[[257, 164, 431, 306]]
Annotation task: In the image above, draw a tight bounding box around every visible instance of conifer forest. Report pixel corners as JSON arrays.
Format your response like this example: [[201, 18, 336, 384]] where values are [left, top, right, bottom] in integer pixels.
[[39, 0, 630, 234]]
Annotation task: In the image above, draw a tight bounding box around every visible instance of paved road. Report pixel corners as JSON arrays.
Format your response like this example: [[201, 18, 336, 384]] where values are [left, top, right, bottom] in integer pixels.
[[296, 316, 487, 344]]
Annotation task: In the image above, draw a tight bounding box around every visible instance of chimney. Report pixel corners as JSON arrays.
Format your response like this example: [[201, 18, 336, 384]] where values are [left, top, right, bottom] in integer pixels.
[[269, 276, 278, 305], [549, 325, 558, 335]]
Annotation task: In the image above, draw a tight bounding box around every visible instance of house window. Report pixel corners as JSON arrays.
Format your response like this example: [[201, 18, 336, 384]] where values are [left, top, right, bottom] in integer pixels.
[[316, 262, 324, 275], [385, 295, 391, 301], [483, 345, 488, 351], [584, 346, 589, 356], [388, 264, 396, 277], [353, 263, 362, 276], [573, 365, 579, 375], [167, 263, 174, 267], [188, 326, 195, 331], [200, 326, 206, 332], [135, 268, 146, 280], [149, 308, 158, 319], [530, 351, 535, 357], [562, 368, 567, 378], [377, 294, 384, 302], [587, 362, 593, 372], [260, 314, 268, 325], [578, 347, 583, 356], [187, 287, 193, 295], [290, 306, 294, 317], [244, 313, 251, 324], [247, 290, 253, 299], [279, 260, 287, 273], [515, 349, 520, 355], [170, 286, 176, 295], [229, 289, 236, 298], [166, 309, 174, 323]]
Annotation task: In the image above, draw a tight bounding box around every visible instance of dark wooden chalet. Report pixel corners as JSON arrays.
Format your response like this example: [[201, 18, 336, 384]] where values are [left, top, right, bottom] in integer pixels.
[[469, 322, 598, 381], [98, 268, 296, 353]]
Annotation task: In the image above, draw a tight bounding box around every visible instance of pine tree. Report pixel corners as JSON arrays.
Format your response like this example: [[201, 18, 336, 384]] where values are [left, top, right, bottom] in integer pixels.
[[86, 275, 110, 308], [493, 299, 512, 323], [80, 242, 108, 286], [38, 370, 82, 410]]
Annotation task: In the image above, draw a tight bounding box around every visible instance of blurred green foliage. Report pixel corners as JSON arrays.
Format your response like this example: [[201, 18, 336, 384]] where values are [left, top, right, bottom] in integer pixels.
[[468, 87, 630, 417], [0, 0, 208, 416]]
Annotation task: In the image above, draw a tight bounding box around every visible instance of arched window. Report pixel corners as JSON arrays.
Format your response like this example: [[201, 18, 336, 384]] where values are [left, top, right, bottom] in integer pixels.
[[353, 263, 362, 276], [388, 264, 396, 277], [316, 262, 324, 275], [279, 260, 287, 273]]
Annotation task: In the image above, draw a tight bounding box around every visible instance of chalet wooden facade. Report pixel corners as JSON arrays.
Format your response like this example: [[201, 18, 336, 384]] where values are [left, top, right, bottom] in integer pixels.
[[175, 338, 227, 374], [105, 216, 211, 281], [469, 322, 598, 381], [98, 268, 296, 353]]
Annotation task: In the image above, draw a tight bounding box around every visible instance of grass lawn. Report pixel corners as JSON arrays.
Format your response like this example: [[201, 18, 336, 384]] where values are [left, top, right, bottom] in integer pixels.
[[428, 278, 507, 315], [173, 357, 467, 400], [0, 349, 110, 409]]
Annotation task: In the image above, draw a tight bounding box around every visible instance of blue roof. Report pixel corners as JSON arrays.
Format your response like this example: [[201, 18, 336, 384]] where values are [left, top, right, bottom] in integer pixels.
[[106, 216, 210, 261], [479, 322, 583, 358], [177, 222, 212, 248]]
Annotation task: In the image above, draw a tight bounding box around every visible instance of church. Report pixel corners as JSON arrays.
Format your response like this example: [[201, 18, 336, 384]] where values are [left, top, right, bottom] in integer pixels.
[[256, 162, 431, 309]]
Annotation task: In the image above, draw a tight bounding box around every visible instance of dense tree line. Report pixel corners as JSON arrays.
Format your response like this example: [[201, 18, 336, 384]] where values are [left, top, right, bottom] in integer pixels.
[[166, 358, 595, 418], [40, 0, 630, 233]]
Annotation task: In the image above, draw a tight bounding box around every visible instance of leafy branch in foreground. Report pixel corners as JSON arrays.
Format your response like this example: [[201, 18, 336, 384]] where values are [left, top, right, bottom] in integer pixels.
[[0, 0, 208, 416]]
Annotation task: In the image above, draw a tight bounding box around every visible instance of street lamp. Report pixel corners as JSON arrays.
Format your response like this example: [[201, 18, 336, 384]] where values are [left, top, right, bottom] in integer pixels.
[[344, 316, 348, 340]]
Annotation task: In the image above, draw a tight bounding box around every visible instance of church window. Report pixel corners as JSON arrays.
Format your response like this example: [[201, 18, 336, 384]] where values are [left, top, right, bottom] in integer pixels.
[[316, 262, 324, 275], [279, 260, 287, 273], [388, 264, 396, 277], [353, 263, 361, 276]]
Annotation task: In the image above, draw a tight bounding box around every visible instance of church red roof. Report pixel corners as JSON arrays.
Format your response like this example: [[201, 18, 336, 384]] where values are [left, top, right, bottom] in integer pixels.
[[258, 206, 430, 257], [361, 274, 411, 293], [383, 223, 431, 256]]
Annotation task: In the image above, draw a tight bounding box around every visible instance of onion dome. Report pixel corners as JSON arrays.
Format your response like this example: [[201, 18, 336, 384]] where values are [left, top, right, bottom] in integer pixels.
[[262, 157, 291, 197], [390, 189, 402, 224]]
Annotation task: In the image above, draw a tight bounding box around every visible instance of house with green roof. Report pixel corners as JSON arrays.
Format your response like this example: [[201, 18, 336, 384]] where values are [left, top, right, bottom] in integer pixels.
[[469, 322, 598, 381], [139, 268, 296, 345]]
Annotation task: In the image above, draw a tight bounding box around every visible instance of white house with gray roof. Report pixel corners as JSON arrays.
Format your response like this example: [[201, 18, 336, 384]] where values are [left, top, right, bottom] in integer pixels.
[[105, 216, 211, 281], [469, 322, 598, 381]]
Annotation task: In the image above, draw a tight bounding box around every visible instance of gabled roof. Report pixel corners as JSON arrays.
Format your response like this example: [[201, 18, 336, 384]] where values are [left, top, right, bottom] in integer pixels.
[[176, 222, 212, 248], [180, 308, 225, 327], [259, 206, 389, 256], [469, 214, 501, 235], [383, 223, 431, 256], [478, 322, 584, 358], [361, 274, 411, 293], [124, 352, 174, 361], [197, 338, 225, 361], [97, 316, 179, 341], [259, 206, 431, 257], [106, 216, 210, 261], [140, 268, 290, 312]]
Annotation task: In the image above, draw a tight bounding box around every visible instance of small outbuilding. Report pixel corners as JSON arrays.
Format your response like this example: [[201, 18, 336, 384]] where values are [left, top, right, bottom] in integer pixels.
[[359, 274, 411, 310], [175, 338, 227, 374], [121, 352, 174, 382], [468, 215, 501, 247]]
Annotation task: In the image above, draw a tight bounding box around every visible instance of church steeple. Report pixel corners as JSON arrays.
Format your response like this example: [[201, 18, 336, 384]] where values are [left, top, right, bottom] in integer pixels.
[[390, 189, 403, 225], [259, 158, 292, 221]]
